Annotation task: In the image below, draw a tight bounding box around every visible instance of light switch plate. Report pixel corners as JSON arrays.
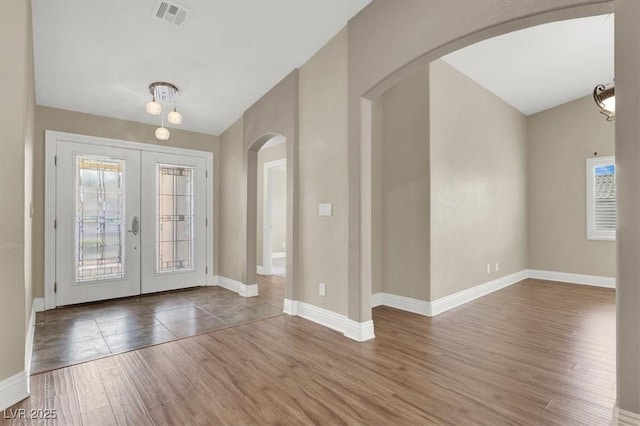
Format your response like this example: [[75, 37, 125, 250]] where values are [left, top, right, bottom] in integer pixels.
[[319, 203, 332, 217]]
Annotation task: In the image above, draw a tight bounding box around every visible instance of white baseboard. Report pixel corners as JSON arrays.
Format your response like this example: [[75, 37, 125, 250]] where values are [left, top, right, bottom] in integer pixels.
[[372, 292, 431, 316], [430, 270, 529, 316], [283, 299, 375, 342], [272, 252, 286, 259], [371, 292, 382, 308], [0, 371, 28, 412], [344, 319, 375, 342], [6, 296, 42, 411], [240, 284, 259, 297], [283, 298, 295, 315], [372, 269, 528, 318], [371, 269, 615, 318], [34, 298, 45, 313], [528, 269, 615, 288], [25, 299, 41, 378], [214, 275, 259, 298], [614, 406, 640, 425], [256, 265, 264, 275]]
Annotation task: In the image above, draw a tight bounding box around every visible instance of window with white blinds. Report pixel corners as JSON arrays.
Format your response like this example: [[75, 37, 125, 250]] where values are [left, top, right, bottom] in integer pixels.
[[586, 156, 616, 241]]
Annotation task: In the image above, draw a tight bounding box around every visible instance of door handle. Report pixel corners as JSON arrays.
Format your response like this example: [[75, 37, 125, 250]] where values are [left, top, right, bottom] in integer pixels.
[[128, 216, 139, 236]]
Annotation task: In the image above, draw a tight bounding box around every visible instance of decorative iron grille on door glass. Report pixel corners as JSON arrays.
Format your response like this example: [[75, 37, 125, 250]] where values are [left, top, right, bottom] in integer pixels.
[[75, 155, 125, 282], [156, 163, 195, 273]]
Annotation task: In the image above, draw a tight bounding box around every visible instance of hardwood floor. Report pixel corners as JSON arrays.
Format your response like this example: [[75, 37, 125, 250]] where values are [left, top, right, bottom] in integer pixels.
[[257, 273, 285, 308], [3, 279, 615, 425]]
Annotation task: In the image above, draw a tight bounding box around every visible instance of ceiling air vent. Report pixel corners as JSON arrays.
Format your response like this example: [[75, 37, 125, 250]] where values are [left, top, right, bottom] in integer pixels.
[[152, 1, 190, 27]]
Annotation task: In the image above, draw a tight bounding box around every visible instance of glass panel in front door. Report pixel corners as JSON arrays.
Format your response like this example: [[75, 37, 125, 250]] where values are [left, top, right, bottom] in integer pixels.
[[75, 154, 125, 282], [156, 163, 194, 273]]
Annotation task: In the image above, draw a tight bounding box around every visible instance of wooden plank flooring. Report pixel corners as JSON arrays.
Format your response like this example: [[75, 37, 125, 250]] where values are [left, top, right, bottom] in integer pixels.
[[2, 279, 615, 425]]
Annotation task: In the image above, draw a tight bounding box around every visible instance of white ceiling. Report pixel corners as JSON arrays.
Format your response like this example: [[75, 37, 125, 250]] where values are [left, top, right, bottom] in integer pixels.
[[31, 0, 370, 136], [442, 14, 614, 116]]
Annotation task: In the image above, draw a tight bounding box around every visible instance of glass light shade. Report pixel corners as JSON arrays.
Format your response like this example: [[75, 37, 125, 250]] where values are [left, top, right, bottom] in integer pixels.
[[168, 110, 182, 125], [146, 100, 162, 115], [602, 96, 615, 113], [155, 127, 170, 141]]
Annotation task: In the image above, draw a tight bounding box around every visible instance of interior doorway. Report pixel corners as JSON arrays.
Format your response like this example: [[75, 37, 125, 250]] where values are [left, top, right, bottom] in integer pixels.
[[255, 135, 287, 279], [253, 135, 287, 306], [262, 159, 286, 277]]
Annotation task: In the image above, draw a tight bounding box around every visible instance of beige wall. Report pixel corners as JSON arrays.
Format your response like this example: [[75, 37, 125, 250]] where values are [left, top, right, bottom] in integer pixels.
[[218, 117, 244, 282], [616, 0, 640, 412], [24, 0, 36, 351], [377, 68, 430, 301], [528, 95, 615, 277], [297, 28, 349, 314], [429, 60, 528, 300], [373, 60, 527, 301], [33, 106, 219, 297], [256, 143, 287, 267], [0, 0, 35, 389], [371, 98, 383, 295]]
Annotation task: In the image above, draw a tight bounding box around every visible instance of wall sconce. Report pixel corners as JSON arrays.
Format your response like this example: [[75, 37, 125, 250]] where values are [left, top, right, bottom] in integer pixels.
[[593, 83, 615, 122]]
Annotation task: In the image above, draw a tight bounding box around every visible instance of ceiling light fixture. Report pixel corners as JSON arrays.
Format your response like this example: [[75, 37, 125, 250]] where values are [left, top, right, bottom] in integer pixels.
[[593, 82, 615, 122], [146, 82, 182, 139], [168, 107, 182, 125]]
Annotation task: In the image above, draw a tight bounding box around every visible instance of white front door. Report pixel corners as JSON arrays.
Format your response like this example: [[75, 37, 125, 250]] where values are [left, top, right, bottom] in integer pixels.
[[56, 142, 141, 305], [140, 151, 207, 294], [54, 140, 209, 306]]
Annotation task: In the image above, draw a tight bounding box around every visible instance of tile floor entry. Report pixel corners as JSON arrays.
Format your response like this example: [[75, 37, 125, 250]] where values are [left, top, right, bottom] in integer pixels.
[[32, 285, 283, 374]]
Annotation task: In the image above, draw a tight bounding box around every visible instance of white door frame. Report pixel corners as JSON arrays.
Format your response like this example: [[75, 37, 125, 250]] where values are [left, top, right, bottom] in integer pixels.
[[44, 130, 214, 309], [262, 158, 286, 276]]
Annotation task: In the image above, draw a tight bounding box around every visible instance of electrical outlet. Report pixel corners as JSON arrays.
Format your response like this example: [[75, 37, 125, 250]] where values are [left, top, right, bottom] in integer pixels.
[[319, 282, 326, 297], [495, 262, 499, 272], [282, 242, 286, 248], [487, 264, 491, 274]]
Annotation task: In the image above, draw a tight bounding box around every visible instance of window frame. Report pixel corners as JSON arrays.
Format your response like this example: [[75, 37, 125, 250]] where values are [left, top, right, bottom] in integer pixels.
[[586, 155, 616, 241]]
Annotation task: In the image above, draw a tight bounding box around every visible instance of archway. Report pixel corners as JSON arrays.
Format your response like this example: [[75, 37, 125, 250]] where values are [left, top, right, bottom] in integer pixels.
[[348, 0, 615, 331], [347, 0, 640, 420], [245, 133, 290, 304], [349, 0, 614, 325], [241, 70, 298, 308]]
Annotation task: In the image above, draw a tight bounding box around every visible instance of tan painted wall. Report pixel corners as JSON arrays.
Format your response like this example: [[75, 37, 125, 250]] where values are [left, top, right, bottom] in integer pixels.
[[528, 95, 615, 277], [24, 0, 36, 351], [429, 60, 528, 300], [33, 106, 219, 297], [219, 117, 244, 282], [373, 60, 526, 301], [298, 28, 349, 314], [256, 143, 287, 268], [0, 0, 35, 386], [371, 98, 383, 295], [378, 68, 430, 300], [616, 0, 640, 412]]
